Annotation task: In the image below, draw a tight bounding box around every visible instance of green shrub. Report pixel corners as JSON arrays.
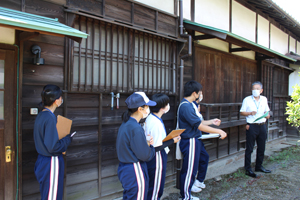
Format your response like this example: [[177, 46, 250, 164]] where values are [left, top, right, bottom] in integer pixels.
[[286, 73, 300, 128]]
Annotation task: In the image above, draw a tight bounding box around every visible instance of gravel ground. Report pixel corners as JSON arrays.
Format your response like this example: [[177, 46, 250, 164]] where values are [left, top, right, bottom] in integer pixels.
[[162, 144, 300, 200]]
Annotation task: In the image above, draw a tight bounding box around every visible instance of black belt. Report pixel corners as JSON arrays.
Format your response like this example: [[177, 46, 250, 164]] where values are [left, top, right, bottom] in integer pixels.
[[247, 122, 266, 126]]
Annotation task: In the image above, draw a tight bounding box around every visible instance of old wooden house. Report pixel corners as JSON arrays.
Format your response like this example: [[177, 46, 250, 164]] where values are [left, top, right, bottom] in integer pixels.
[[0, 0, 299, 199]]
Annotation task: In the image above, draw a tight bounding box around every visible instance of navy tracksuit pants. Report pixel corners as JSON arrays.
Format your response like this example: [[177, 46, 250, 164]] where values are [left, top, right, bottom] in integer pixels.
[[196, 139, 209, 182], [179, 138, 201, 200], [34, 154, 65, 200], [146, 150, 167, 200], [245, 123, 267, 171], [118, 161, 149, 200]]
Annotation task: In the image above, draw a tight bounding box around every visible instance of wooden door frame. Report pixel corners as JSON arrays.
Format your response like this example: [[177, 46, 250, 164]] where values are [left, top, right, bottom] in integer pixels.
[[0, 43, 20, 200]]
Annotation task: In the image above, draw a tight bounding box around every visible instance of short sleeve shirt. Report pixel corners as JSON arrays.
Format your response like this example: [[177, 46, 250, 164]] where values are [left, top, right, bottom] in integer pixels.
[[178, 99, 202, 139], [240, 95, 270, 123]]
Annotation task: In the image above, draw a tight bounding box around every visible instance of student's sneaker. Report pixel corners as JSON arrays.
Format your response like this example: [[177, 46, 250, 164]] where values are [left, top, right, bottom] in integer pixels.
[[191, 185, 202, 193], [194, 179, 206, 189], [178, 195, 200, 200]]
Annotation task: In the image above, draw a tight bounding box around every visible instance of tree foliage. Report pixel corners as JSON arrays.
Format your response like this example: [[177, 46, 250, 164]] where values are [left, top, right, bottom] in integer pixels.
[[286, 73, 300, 128]]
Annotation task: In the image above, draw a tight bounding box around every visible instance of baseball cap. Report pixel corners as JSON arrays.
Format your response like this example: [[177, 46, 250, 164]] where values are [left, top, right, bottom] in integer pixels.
[[125, 92, 157, 109]]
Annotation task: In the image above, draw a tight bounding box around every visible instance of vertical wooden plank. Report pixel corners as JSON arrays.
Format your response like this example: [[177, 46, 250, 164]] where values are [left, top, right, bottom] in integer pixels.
[[143, 33, 145, 91], [98, 22, 102, 91], [160, 38, 163, 93], [131, 2, 134, 24], [117, 26, 120, 92], [102, 0, 105, 16], [269, 21, 271, 49], [156, 37, 159, 93], [110, 24, 113, 92], [63, 92, 68, 200], [152, 36, 155, 93], [255, 13, 258, 43], [147, 34, 150, 93], [78, 17, 82, 91], [133, 31, 136, 92], [138, 32, 140, 91], [98, 93, 103, 196], [155, 11, 158, 31], [229, 0, 232, 32], [104, 23, 108, 91], [85, 18, 88, 91], [164, 39, 167, 94], [127, 29, 131, 93], [191, 0, 195, 21], [92, 20, 95, 91], [122, 27, 125, 92]]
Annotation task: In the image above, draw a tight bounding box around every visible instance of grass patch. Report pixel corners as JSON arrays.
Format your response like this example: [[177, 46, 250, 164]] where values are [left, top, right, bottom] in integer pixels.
[[267, 145, 300, 163]]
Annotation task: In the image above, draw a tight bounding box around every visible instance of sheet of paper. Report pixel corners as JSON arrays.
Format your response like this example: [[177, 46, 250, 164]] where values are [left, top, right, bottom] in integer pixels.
[[162, 129, 185, 142], [198, 133, 220, 140], [253, 111, 269, 122], [56, 115, 72, 139]]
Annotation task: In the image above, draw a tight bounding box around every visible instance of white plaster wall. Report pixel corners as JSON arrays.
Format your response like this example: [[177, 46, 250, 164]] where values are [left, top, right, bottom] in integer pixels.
[[289, 64, 300, 95], [196, 38, 229, 52], [270, 24, 288, 55], [297, 41, 300, 54], [257, 15, 269, 48], [289, 37, 296, 53], [194, 0, 229, 31], [183, 0, 191, 20], [134, 0, 174, 14], [232, 1, 256, 42], [0, 27, 15, 45]]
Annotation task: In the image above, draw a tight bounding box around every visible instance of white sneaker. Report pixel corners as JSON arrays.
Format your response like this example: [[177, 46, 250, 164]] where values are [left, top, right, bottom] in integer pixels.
[[194, 179, 206, 189], [191, 185, 202, 193]]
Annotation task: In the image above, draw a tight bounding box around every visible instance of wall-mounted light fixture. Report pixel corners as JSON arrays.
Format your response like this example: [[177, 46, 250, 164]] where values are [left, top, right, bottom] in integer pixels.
[[31, 45, 44, 65]]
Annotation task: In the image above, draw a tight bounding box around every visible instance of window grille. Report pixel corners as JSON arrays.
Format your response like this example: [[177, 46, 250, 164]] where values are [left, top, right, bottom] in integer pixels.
[[70, 16, 178, 94]]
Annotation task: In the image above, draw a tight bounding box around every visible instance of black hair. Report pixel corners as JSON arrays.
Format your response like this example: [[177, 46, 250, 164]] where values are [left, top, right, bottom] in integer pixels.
[[39, 84, 62, 107], [122, 105, 146, 122], [150, 93, 170, 113], [252, 81, 263, 89], [184, 80, 203, 97]]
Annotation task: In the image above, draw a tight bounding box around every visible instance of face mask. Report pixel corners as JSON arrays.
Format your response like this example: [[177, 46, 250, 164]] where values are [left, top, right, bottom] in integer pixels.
[[164, 103, 170, 114], [252, 90, 260, 97], [142, 107, 150, 119], [199, 94, 203, 102]]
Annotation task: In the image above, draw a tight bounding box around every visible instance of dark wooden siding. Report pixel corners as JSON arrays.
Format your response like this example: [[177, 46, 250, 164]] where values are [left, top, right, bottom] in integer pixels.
[[10, 0, 179, 199]]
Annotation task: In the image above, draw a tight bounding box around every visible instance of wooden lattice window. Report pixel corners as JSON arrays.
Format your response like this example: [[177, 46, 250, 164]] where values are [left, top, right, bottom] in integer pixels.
[[70, 16, 178, 94]]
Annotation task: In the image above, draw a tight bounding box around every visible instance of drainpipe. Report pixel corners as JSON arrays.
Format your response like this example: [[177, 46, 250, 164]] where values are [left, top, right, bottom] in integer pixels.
[[179, 0, 192, 100], [177, 0, 192, 189]]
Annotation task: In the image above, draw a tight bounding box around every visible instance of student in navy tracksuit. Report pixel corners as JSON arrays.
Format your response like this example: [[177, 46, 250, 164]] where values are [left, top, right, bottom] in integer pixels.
[[116, 92, 157, 200], [34, 85, 73, 200], [191, 100, 221, 192], [145, 94, 181, 200], [177, 81, 227, 200]]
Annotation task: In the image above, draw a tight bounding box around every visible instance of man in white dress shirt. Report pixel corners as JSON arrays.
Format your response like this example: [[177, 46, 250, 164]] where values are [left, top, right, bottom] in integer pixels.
[[240, 81, 271, 178]]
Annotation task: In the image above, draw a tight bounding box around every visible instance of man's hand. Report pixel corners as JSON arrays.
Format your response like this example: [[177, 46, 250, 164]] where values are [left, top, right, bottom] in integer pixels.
[[265, 111, 270, 119], [218, 130, 227, 139], [212, 118, 221, 126], [250, 111, 257, 116]]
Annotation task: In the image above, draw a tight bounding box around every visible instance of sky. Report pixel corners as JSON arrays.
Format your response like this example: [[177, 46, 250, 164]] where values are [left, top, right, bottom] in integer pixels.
[[272, 0, 300, 23]]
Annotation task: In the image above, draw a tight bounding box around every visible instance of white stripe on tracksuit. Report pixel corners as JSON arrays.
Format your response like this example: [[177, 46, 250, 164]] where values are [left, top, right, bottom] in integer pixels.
[[133, 162, 145, 200], [48, 156, 59, 200], [184, 138, 195, 200], [151, 151, 163, 200]]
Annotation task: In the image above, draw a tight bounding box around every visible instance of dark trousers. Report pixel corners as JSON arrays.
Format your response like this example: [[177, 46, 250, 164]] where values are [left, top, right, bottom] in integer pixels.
[[118, 161, 149, 200], [244, 124, 267, 171], [196, 140, 209, 182], [146, 150, 167, 200], [34, 154, 64, 200], [179, 138, 201, 200]]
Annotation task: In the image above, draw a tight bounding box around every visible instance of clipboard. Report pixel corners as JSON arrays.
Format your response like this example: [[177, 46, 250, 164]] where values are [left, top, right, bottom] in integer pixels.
[[162, 129, 185, 142], [56, 115, 72, 139], [198, 133, 220, 140], [253, 111, 269, 122]]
